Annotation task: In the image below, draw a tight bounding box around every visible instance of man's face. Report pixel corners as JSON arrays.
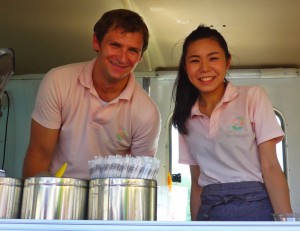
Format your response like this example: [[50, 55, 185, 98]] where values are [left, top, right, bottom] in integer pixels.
[[93, 28, 144, 82]]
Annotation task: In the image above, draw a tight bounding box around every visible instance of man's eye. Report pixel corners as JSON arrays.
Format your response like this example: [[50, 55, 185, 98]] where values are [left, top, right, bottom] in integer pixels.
[[129, 49, 140, 54], [110, 43, 119, 47]]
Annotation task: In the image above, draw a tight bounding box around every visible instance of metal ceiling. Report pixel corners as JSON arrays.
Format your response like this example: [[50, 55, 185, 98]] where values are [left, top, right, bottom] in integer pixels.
[[1, 0, 300, 75]]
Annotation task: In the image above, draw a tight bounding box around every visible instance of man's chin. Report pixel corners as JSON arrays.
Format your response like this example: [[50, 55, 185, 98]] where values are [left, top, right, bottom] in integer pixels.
[[107, 73, 131, 83]]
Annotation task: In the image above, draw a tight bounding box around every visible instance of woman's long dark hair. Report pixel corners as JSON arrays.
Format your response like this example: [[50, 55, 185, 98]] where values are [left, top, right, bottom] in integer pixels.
[[171, 25, 231, 135]]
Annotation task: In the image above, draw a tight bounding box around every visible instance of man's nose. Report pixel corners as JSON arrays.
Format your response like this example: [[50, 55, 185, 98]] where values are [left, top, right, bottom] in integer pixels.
[[118, 49, 128, 63]]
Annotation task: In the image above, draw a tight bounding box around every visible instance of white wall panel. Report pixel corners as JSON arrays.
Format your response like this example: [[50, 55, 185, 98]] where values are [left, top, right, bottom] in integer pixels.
[[1, 72, 300, 213], [0, 74, 42, 178]]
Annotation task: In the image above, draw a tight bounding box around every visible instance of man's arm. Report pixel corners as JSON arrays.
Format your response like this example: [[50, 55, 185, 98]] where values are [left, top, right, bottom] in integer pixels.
[[22, 119, 60, 177]]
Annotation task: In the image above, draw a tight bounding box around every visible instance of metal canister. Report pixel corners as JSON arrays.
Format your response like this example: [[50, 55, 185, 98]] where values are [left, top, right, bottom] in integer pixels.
[[0, 177, 23, 219], [0, 169, 6, 177], [88, 178, 157, 220], [21, 177, 88, 220]]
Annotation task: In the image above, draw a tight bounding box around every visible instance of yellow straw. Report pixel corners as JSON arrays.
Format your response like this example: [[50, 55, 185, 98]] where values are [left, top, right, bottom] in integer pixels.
[[168, 171, 173, 189], [55, 162, 68, 178]]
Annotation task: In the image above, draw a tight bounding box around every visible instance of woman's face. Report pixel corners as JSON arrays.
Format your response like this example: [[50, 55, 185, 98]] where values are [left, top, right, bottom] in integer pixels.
[[185, 38, 230, 94]]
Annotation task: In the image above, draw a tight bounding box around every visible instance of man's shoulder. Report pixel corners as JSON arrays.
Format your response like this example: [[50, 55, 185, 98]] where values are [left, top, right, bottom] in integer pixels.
[[49, 60, 90, 75], [132, 83, 158, 107], [130, 84, 161, 123], [43, 60, 94, 87]]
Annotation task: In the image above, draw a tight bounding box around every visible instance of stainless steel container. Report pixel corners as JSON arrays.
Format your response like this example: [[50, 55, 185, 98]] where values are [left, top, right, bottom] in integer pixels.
[[0, 177, 23, 219], [273, 213, 300, 221], [0, 169, 6, 177], [21, 177, 88, 220], [88, 178, 157, 221]]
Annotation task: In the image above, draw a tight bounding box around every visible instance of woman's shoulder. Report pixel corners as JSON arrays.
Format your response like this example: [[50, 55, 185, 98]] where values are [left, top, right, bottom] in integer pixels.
[[225, 82, 269, 104], [230, 82, 266, 95]]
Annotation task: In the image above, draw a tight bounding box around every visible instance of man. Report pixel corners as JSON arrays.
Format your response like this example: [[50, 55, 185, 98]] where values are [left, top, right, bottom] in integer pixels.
[[22, 9, 161, 179]]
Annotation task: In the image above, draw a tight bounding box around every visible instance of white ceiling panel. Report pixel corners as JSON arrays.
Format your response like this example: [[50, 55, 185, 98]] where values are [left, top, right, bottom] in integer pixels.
[[1, 0, 300, 74]]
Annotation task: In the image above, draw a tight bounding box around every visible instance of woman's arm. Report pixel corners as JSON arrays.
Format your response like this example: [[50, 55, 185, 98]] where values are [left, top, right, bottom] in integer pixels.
[[190, 165, 203, 221], [259, 138, 293, 214]]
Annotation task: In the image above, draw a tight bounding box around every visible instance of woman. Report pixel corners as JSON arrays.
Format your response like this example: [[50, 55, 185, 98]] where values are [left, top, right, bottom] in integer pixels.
[[172, 25, 292, 221]]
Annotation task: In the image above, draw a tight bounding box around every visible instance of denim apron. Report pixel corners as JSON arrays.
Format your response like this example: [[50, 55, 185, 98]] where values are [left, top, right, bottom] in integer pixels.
[[197, 181, 274, 221]]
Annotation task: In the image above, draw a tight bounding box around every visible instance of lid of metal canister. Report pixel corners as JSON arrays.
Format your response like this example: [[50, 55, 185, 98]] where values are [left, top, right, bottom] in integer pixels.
[[89, 177, 157, 188], [24, 177, 88, 188], [0, 177, 23, 186]]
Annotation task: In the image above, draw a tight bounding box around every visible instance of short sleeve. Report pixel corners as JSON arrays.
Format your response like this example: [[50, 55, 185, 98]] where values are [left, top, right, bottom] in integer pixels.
[[31, 69, 63, 129], [178, 133, 197, 165], [251, 86, 284, 145], [130, 103, 161, 156]]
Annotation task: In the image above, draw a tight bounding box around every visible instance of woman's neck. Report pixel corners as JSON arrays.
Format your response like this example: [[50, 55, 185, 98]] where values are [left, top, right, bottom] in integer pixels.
[[198, 82, 226, 117]]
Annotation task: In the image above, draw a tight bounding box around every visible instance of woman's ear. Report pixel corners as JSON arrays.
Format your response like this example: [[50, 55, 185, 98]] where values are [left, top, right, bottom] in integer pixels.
[[92, 33, 100, 52], [226, 55, 232, 70]]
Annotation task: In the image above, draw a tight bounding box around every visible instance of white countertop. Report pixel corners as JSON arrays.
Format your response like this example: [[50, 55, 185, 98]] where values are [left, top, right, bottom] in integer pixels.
[[0, 220, 299, 231]]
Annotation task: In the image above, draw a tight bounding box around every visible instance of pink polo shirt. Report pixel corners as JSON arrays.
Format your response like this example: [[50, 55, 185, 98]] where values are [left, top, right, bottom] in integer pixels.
[[32, 59, 161, 179], [178, 82, 284, 187]]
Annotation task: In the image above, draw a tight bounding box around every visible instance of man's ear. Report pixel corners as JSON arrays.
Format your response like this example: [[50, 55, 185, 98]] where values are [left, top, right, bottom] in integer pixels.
[[138, 55, 143, 62], [93, 33, 100, 52]]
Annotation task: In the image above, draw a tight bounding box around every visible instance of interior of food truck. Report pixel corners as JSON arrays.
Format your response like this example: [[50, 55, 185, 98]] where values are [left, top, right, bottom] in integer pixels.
[[1, 0, 300, 229]]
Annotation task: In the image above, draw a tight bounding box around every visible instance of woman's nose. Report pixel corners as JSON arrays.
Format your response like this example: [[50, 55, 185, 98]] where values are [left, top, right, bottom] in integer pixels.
[[200, 60, 210, 72]]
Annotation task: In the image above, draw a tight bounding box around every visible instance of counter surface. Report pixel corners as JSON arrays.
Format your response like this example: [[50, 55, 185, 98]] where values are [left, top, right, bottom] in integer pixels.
[[0, 220, 299, 231]]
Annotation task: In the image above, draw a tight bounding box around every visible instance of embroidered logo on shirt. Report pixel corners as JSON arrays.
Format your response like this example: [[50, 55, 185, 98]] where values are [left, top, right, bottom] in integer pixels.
[[224, 115, 249, 139], [116, 129, 129, 141], [231, 116, 244, 131], [105, 128, 130, 150]]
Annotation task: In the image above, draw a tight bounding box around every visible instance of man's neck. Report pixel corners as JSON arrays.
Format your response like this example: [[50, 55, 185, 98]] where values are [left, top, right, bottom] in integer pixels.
[[92, 74, 130, 102]]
